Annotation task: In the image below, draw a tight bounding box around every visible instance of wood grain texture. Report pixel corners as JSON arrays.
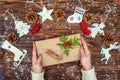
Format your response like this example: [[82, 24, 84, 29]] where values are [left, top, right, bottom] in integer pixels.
[[0, 0, 120, 80]]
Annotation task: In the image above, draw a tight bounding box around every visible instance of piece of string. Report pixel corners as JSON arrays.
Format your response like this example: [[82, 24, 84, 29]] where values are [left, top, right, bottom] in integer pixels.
[[86, 1, 96, 11], [77, 0, 83, 7], [103, 4, 112, 23], [25, 0, 42, 10], [39, 47, 63, 69], [2, 9, 16, 21], [77, 0, 96, 11]]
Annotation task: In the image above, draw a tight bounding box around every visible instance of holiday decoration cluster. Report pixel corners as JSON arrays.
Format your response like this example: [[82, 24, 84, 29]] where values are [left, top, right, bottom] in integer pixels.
[[0, 0, 120, 67]]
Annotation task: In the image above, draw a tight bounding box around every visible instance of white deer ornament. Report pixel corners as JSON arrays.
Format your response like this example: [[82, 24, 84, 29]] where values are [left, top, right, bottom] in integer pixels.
[[101, 42, 119, 64]]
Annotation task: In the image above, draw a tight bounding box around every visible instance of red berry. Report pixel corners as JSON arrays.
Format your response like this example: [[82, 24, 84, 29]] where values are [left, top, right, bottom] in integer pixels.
[[63, 41, 72, 47]]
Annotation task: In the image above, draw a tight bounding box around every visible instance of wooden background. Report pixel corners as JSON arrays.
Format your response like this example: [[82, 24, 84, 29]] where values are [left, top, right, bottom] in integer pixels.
[[0, 0, 120, 80]]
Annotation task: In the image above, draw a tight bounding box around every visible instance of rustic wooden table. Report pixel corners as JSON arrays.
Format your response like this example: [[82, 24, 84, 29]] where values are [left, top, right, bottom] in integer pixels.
[[0, 0, 120, 80]]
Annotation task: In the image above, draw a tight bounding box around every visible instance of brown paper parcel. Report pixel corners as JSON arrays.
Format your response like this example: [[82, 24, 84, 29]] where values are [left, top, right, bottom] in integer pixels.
[[35, 34, 81, 66]]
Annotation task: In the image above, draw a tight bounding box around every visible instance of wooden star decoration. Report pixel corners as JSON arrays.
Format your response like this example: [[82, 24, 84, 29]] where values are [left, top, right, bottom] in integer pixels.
[[37, 6, 54, 23]]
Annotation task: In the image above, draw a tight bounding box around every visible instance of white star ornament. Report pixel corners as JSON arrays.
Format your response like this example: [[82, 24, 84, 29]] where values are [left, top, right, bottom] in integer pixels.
[[37, 6, 54, 23]]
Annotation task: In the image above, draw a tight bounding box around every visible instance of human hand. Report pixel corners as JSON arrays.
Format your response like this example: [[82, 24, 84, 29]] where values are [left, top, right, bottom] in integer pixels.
[[80, 37, 92, 70], [32, 42, 43, 73]]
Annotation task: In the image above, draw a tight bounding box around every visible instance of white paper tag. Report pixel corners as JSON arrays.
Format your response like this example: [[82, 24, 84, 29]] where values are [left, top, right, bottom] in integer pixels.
[[100, 42, 119, 64], [1, 40, 27, 66], [67, 7, 86, 23]]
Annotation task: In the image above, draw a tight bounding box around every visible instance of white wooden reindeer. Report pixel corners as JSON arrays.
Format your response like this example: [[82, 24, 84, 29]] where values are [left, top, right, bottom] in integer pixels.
[[101, 42, 119, 64]]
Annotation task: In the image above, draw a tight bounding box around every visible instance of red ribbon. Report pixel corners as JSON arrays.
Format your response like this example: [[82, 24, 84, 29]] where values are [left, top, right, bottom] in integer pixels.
[[31, 23, 41, 35], [80, 21, 91, 36]]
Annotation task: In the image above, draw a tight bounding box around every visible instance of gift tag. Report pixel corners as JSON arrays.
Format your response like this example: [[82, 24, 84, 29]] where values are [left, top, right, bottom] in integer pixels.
[[1, 40, 27, 66], [67, 7, 86, 23]]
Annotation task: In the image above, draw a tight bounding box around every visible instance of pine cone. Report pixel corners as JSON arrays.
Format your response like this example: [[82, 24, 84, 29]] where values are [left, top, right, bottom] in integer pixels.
[[54, 9, 65, 19], [116, 0, 120, 5], [83, 13, 94, 24], [102, 33, 114, 46], [6, 31, 19, 44], [0, 14, 5, 20], [25, 11, 38, 24]]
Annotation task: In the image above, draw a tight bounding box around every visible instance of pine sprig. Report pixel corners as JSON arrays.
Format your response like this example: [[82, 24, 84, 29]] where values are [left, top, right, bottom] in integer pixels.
[[57, 35, 80, 56]]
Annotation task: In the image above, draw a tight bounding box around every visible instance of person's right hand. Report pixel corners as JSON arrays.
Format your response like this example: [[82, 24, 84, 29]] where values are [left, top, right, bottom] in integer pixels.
[[80, 37, 92, 70], [32, 42, 43, 73]]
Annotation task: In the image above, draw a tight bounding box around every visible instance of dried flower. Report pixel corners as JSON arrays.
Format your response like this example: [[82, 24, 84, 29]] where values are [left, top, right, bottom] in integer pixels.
[[83, 13, 94, 24], [25, 11, 38, 24], [54, 9, 65, 19], [102, 33, 114, 46], [46, 49, 63, 61]]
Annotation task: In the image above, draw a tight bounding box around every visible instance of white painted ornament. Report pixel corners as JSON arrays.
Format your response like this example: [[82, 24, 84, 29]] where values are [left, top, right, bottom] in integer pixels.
[[100, 42, 119, 64], [89, 22, 105, 38], [67, 7, 86, 23], [37, 6, 54, 23], [2, 9, 31, 37], [1, 40, 27, 67], [14, 20, 31, 37]]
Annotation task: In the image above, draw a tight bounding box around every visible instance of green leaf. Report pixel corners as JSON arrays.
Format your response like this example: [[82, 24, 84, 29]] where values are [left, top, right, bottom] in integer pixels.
[[59, 35, 68, 42], [68, 38, 73, 43], [63, 49, 70, 56], [57, 35, 81, 56], [72, 37, 80, 46], [56, 43, 65, 49], [64, 46, 71, 49]]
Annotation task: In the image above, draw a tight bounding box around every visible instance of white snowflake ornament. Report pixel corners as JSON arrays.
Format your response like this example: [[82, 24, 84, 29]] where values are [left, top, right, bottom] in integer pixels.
[[15, 20, 31, 37], [37, 6, 54, 23]]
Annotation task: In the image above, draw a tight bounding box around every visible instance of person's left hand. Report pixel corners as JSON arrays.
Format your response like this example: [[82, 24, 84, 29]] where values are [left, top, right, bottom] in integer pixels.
[[32, 42, 43, 73], [80, 37, 92, 70]]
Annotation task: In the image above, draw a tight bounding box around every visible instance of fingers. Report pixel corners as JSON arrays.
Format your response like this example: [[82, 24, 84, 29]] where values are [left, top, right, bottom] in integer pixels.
[[81, 37, 88, 50], [37, 54, 42, 63], [81, 37, 90, 56], [80, 47, 85, 57], [32, 42, 37, 62]]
